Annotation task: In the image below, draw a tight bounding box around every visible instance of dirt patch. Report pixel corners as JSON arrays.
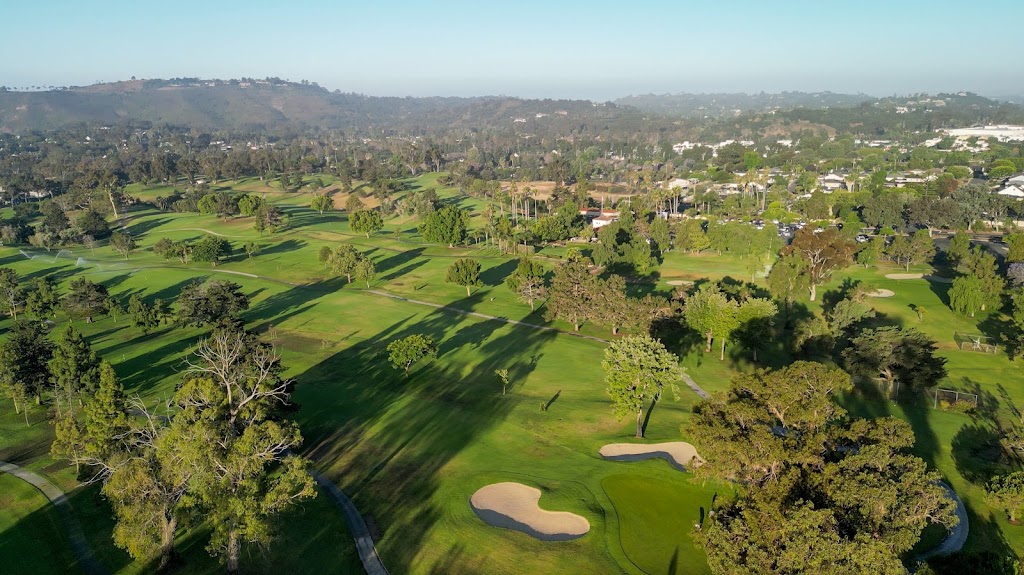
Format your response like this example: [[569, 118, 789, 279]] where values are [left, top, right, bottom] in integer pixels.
[[599, 442, 703, 472], [470, 482, 589, 541]]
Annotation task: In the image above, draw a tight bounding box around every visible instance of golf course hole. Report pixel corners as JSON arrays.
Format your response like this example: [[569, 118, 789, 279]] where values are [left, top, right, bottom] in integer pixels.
[[599, 442, 703, 472], [603, 474, 713, 575], [470, 482, 590, 541]]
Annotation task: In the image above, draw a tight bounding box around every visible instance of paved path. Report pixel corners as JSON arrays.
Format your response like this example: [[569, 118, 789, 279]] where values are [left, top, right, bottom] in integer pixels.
[[312, 471, 390, 575], [917, 481, 969, 562], [681, 373, 711, 400], [0, 461, 109, 575]]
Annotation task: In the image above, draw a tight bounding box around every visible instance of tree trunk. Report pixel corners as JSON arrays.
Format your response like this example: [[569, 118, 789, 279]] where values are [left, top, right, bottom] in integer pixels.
[[705, 332, 713, 353], [809, 284, 817, 302], [108, 191, 119, 219], [529, 299, 535, 312], [159, 515, 177, 569], [574, 321, 580, 332], [346, 273, 352, 284], [635, 409, 644, 438], [720, 338, 726, 361], [465, 285, 471, 297], [226, 529, 240, 574]]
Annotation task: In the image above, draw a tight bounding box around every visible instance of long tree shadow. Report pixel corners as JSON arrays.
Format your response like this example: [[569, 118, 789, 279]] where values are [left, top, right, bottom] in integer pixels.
[[295, 302, 560, 572]]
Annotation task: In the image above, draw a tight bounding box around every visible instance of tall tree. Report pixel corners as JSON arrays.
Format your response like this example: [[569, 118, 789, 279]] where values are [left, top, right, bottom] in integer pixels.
[[328, 244, 362, 284], [170, 327, 316, 573], [603, 335, 681, 438], [0, 267, 24, 320], [987, 472, 1024, 523], [355, 257, 376, 288], [422, 205, 469, 247], [0, 320, 54, 419], [310, 195, 332, 216], [731, 298, 778, 361], [689, 362, 957, 573], [843, 326, 948, 393], [26, 276, 60, 319], [110, 230, 137, 260], [886, 229, 935, 271], [767, 253, 809, 314], [683, 285, 738, 359], [949, 276, 986, 318], [51, 361, 129, 474], [128, 294, 160, 334], [387, 334, 437, 374], [545, 253, 595, 331], [505, 258, 547, 312], [946, 230, 971, 266], [349, 209, 383, 238], [446, 258, 482, 297], [48, 325, 100, 413], [191, 235, 232, 265], [176, 280, 249, 327], [64, 277, 110, 323], [784, 228, 855, 301]]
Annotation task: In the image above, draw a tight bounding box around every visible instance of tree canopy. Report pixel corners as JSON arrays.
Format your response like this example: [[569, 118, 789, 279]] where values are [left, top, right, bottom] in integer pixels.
[[603, 335, 680, 438]]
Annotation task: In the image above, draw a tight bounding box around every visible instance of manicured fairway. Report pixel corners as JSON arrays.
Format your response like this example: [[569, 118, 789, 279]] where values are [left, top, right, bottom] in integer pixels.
[[0, 474, 82, 575], [603, 474, 716, 575], [2, 174, 1024, 573]]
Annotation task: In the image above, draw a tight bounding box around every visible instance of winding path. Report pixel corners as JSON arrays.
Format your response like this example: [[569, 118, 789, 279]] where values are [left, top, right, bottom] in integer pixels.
[[917, 481, 969, 562], [0, 461, 109, 575], [312, 472, 390, 575]]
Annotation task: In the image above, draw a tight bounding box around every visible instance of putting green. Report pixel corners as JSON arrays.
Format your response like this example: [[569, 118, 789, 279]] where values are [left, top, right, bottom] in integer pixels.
[[602, 474, 715, 575]]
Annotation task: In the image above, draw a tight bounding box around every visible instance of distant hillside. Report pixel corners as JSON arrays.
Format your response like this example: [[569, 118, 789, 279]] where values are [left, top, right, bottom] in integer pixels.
[[0, 78, 637, 133], [615, 91, 875, 117]]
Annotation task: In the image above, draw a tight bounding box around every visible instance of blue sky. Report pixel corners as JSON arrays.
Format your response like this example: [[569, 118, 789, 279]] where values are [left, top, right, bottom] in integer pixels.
[[3, 0, 1022, 99]]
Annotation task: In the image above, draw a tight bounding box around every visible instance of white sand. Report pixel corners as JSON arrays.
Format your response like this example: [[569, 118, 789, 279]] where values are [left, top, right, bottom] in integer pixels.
[[470, 482, 590, 541], [599, 442, 703, 471], [884, 273, 953, 284], [666, 280, 694, 286], [867, 289, 895, 298]]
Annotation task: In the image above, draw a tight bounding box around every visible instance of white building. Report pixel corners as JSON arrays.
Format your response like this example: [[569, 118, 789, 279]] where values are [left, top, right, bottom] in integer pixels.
[[997, 186, 1024, 199]]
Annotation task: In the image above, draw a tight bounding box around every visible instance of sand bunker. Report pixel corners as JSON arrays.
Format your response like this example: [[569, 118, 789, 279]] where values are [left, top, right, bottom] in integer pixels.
[[867, 289, 895, 298], [599, 442, 703, 472], [884, 273, 954, 284], [666, 280, 694, 286], [470, 482, 590, 541]]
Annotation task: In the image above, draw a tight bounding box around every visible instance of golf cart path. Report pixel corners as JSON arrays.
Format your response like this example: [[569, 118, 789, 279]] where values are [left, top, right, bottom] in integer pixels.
[[0, 460, 109, 575], [917, 481, 969, 562], [312, 471, 390, 575]]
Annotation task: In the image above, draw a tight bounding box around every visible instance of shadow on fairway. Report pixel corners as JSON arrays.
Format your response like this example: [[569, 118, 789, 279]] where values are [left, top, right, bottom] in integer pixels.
[[296, 303, 559, 572]]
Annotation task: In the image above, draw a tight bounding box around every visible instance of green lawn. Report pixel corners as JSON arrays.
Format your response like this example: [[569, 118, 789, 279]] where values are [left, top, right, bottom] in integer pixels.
[[2, 175, 1024, 573], [603, 474, 717, 575], [0, 474, 82, 575]]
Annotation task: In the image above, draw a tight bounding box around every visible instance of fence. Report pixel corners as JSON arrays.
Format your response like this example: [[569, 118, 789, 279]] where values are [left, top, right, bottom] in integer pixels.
[[932, 388, 979, 411], [953, 332, 997, 354]]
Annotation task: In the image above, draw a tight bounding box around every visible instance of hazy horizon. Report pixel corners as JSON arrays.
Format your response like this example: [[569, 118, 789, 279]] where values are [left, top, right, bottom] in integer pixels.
[[5, 0, 1023, 102]]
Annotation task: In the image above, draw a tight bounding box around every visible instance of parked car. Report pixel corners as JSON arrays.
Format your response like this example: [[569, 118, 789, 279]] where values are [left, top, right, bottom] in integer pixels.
[[855, 234, 869, 243]]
